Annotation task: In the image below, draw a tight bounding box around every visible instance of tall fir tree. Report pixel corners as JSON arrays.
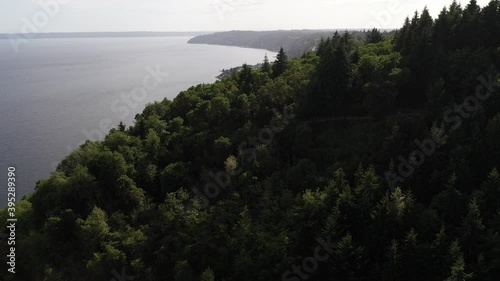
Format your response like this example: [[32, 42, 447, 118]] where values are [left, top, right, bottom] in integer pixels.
[[272, 47, 288, 79], [261, 54, 271, 75], [366, 28, 383, 44]]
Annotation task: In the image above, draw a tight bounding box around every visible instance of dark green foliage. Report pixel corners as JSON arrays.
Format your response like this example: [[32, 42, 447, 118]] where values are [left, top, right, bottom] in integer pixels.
[[261, 54, 271, 75], [237, 64, 255, 94], [2, 1, 500, 281], [366, 28, 383, 44], [310, 32, 353, 116], [272, 47, 288, 79]]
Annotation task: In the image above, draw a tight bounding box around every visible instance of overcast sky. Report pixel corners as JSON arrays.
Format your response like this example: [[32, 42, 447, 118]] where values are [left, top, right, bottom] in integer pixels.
[[0, 0, 491, 33]]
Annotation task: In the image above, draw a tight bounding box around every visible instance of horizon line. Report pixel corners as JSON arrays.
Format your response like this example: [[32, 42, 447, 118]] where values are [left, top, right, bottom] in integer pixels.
[[0, 28, 397, 36]]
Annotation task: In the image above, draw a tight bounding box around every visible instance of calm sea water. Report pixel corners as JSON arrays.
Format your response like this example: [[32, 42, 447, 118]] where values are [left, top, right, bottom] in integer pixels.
[[0, 36, 274, 204]]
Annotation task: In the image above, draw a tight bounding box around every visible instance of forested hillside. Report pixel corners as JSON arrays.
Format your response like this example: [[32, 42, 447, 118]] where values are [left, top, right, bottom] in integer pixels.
[[2, 1, 500, 280], [188, 30, 372, 58]]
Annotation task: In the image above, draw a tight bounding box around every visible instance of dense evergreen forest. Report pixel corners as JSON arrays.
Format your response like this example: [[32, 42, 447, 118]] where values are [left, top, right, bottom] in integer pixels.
[[2, 1, 500, 280]]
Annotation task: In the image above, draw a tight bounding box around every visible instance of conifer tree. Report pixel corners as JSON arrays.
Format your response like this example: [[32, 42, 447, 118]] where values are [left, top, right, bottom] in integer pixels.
[[200, 267, 215, 281], [366, 28, 383, 44], [331, 233, 368, 281], [272, 47, 288, 79], [460, 198, 485, 256], [317, 37, 326, 56], [261, 54, 271, 75], [118, 121, 126, 132], [445, 241, 473, 281], [395, 17, 411, 52], [238, 64, 254, 94], [417, 7, 433, 42], [383, 240, 401, 281], [433, 7, 451, 51]]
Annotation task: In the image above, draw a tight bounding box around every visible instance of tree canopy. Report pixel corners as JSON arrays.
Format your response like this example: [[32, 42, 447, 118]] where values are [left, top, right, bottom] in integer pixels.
[[2, 1, 500, 280]]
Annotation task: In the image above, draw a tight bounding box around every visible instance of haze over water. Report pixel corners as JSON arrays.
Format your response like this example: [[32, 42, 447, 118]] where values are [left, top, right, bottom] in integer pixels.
[[0, 36, 275, 203]]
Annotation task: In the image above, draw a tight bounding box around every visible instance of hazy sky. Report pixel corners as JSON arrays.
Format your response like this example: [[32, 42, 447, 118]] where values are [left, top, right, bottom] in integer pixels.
[[0, 0, 492, 33]]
